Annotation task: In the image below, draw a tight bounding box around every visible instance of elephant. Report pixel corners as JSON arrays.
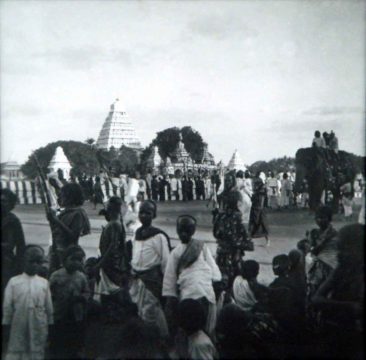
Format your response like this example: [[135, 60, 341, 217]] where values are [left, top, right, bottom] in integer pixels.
[[294, 147, 357, 212]]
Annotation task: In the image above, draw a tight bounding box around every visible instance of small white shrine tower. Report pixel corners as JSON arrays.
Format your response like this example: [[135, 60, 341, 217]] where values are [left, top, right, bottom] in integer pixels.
[[227, 149, 247, 171], [48, 146, 72, 178]]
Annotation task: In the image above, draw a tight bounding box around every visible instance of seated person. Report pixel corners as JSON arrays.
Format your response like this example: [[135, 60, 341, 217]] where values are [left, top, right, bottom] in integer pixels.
[[233, 260, 269, 313]]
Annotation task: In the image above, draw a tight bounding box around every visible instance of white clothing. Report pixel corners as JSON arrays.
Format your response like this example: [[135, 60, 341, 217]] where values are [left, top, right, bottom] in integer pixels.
[[163, 242, 221, 337], [163, 243, 221, 304], [312, 137, 325, 148], [138, 179, 147, 193], [205, 178, 212, 198], [188, 330, 217, 360], [170, 178, 179, 192], [129, 277, 169, 338], [2, 274, 53, 360], [94, 269, 120, 303], [124, 202, 141, 239], [127, 178, 139, 198], [266, 177, 279, 196], [280, 179, 292, 207], [236, 178, 252, 225], [359, 189, 365, 224], [266, 177, 279, 208], [233, 277, 257, 312], [131, 233, 170, 274]]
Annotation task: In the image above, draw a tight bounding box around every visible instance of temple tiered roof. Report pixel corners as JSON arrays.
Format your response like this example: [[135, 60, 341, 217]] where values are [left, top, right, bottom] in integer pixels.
[[96, 98, 142, 150]]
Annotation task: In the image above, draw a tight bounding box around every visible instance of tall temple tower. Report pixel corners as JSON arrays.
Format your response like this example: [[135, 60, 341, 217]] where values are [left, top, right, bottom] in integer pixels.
[[96, 98, 142, 150]]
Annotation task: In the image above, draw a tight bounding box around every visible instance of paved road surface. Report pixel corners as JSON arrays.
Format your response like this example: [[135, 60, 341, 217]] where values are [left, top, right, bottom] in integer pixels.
[[14, 200, 361, 285]]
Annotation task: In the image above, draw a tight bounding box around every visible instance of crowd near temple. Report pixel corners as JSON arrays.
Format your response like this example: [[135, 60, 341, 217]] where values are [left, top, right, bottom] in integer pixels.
[[1, 99, 365, 360]]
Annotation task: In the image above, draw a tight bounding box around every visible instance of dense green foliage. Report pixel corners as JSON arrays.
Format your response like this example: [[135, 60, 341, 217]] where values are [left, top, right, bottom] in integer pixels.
[[21, 141, 139, 179], [151, 126, 205, 163]]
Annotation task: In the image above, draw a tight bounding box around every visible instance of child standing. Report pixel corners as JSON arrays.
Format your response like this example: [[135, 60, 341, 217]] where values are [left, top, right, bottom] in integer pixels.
[[2, 245, 53, 360], [49, 245, 89, 359]]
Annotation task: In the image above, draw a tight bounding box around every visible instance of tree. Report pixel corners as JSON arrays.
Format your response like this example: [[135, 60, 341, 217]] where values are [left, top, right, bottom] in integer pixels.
[[149, 126, 206, 162], [152, 127, 181, 159], [181, 126, 205, 162], [85, 138, 95, 147], [116, 146, 139, 175], [21, 140, 101, 179]]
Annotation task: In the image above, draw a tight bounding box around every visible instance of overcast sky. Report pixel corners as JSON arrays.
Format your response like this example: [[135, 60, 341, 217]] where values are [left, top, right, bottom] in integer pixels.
[[1, 0, 364, 166]]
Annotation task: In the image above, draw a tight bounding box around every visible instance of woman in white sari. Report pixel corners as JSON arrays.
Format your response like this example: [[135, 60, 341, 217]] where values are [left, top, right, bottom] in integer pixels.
[[236, 171, 253, 228]]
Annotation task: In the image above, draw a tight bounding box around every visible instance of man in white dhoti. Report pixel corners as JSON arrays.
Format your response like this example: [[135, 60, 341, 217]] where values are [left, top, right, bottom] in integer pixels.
[[163, 215, 221, 338], [129, 201, 171, 338]]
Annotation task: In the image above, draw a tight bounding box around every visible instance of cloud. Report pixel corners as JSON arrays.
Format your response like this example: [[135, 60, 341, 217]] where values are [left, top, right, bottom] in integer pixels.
[[2, 104, 43, 118], [302, 106, 364, 116], [186, 13, 257, 40]]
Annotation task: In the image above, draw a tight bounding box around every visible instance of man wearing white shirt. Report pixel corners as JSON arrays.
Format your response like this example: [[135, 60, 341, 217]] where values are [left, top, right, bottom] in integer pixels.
[[129, 201, 170, 338], [170, 175, 181, 200], [163, 215, 221, 337]]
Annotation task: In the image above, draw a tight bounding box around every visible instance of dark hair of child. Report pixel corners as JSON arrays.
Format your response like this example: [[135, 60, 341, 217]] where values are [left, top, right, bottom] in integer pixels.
[[272, 254, 290, 276], [178, 299, 206, 335], [240, 260, 260, 280]]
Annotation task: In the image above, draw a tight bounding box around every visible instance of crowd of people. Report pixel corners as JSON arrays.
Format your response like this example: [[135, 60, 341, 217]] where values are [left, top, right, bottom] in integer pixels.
[[1, 169, 364, 359], [47, 161, 364, 224]]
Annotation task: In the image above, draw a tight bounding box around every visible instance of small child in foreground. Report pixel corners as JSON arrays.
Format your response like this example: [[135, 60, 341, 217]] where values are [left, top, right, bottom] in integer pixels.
[[2, 245, 53, 360], [49, 245, 89, 359], [175, 298, 218, 360]]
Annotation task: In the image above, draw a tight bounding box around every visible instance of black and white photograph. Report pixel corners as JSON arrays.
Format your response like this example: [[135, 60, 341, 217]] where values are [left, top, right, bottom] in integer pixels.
[[1, 0, 364, 359]]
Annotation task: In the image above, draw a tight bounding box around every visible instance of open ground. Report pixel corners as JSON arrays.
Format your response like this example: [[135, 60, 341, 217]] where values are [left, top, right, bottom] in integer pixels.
[[15, 199, 362, 285]]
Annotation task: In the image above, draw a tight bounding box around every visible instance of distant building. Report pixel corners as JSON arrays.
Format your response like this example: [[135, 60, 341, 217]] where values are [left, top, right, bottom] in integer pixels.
[[96, 98, 142, 151], [0, 161, 24, 180], [147, 133, 217, 176]]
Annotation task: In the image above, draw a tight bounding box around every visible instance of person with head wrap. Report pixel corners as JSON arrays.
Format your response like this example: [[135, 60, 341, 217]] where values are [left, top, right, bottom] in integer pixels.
[[129, 200, 171, 339]]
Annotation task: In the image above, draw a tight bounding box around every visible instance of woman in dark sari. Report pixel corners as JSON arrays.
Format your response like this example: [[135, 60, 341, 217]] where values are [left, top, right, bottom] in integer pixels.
[[249, 172, 269, 246]]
